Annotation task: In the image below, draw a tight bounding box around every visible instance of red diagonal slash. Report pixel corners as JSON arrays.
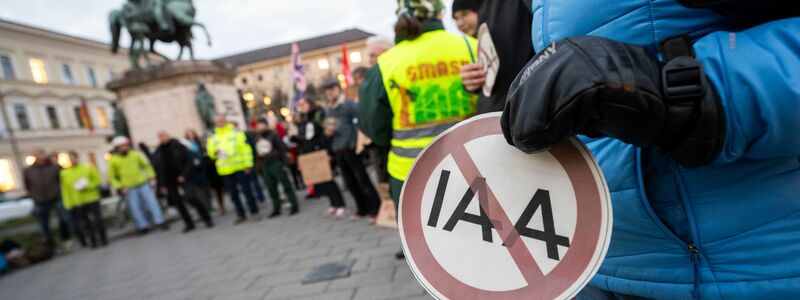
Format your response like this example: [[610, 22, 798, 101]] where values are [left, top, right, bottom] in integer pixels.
[[450, 144, 546, 284]]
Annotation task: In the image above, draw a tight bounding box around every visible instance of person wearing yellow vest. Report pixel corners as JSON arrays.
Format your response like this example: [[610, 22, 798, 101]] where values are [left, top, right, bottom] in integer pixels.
[[108, 136, 167, 234], [61, 151, 107, 248], [358, 0, 477, 258], [207, 115, 260, 224]]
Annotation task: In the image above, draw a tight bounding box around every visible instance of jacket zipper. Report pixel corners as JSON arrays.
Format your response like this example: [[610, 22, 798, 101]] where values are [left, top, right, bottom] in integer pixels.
[[635, 149, 703, 299], [688, 243, 701, 299]]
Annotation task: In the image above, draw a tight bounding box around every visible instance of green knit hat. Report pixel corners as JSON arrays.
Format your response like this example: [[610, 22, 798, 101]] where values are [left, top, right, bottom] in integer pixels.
[[396, 0, 444, 19]]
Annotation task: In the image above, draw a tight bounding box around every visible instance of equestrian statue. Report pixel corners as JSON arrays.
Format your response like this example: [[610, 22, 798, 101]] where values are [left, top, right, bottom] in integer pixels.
[[109, 0, 212, 70]]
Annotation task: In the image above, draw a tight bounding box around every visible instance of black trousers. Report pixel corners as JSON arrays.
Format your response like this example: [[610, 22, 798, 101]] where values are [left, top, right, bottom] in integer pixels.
[[315, 181, 345, 208], [166, 184, 212, 228], [71, 202, 107, 247], [335, 150, 381, 216]]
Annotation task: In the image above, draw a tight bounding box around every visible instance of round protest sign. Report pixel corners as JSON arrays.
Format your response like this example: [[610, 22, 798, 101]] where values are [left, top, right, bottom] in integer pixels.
[[399, 112, 612, 299]]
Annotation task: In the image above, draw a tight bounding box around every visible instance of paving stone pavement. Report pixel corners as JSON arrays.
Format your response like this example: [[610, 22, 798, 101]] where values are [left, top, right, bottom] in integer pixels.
[[0, 194, 430, 300]]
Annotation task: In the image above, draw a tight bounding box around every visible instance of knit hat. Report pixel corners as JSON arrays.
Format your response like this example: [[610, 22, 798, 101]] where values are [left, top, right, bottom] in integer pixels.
[[452, 0, 480, 14], [396, 0, 444, 19], [110, 136, 130, 149]]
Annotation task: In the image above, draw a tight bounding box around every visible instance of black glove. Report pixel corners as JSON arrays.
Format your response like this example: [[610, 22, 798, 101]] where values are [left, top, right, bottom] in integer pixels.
[[501, 36, 725, 167]]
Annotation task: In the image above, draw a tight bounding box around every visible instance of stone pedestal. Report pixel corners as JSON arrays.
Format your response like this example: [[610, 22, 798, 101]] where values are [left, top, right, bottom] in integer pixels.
[[107, 60, 245, 147]]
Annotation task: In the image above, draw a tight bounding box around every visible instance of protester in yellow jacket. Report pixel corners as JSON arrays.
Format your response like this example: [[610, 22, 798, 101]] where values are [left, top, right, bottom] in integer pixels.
[[60, 151, 107, 247], [108, 136, 166, 233], [206, 115, 260, 223]]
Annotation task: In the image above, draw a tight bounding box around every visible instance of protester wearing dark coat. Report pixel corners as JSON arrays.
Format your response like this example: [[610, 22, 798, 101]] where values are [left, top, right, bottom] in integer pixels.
[[154, 133, 213, 232]]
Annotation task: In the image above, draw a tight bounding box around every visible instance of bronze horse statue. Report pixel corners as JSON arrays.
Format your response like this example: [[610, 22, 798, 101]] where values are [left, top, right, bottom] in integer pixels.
[[109, 0, 211, 70]]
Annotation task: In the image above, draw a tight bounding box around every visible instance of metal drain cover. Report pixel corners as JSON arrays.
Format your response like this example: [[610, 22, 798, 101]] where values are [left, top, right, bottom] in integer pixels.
[[302, 259, 357, 284]]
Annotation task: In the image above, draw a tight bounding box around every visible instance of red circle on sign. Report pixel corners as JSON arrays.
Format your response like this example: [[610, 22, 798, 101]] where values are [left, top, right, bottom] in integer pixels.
[[399, 114, 610, 299]]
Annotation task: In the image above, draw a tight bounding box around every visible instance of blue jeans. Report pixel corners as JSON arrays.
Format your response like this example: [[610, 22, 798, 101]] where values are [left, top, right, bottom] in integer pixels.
[[32, 200, 75, 245], [222, 171, 259, 219], [247, 171, 266, 203], [125, 184, 165, 229]]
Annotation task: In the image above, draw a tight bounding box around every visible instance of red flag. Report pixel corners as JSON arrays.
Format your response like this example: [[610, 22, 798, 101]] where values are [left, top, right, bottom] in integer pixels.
[[79, 98, 93, 132], [341, 43, 353, 87]]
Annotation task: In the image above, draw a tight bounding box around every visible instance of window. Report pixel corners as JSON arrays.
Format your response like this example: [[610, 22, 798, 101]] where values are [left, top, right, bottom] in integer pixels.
[[45, 106, 60, 129], [257, 74, 263, 81], [107, 69, 116, 81], [56, 152, 72, 168], [318, 59, 330, 70], [241, 77, 248, 85], [13, 104, 31, 130], [350, 52, 362, 64], [87, 153, 97, 166], [1, 55, 15, 80], [61, 63, 75, 85], [74, 106, 86, 128], [0, 159, 16, 192], [28, 58, 48, 84], [96, 107, 109, 129], [86, 66, 98, 87]]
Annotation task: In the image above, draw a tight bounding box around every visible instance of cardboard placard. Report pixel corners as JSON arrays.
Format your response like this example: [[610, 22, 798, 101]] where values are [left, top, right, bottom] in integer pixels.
[[298, 150, 333, 184]]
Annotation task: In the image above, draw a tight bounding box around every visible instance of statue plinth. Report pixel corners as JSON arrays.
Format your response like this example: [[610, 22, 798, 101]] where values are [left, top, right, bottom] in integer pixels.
[[107, 60, 245, 147]]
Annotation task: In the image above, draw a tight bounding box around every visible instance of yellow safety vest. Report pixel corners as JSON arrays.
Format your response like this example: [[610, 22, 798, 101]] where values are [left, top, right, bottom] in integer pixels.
[[377, 30, 478, 181], [207, 124, 254, 176]]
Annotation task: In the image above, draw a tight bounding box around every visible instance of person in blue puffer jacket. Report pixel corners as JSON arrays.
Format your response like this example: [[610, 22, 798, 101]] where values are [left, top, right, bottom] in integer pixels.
[[501, 1, 799, 299]]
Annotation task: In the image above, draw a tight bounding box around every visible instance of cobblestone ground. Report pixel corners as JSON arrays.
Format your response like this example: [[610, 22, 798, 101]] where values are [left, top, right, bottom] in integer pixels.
[[0, 194, 429, 300]]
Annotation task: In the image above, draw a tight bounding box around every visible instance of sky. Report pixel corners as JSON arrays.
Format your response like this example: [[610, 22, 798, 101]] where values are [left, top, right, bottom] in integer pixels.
[[0, 0, 460, 59]]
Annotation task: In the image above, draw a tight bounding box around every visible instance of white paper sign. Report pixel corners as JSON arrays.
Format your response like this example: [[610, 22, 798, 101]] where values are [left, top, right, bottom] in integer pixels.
[[477, 23, 500, 98]]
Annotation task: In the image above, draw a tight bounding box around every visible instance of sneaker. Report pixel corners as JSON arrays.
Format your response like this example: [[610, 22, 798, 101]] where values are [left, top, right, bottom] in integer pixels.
[[349, 214, 363, 222], [251, 214, 263, 222], [268, 211, 281, 219], [159, 223, 171, 231], [367, 216, 378, 224], [325, 207, 336, 218], [334, 208, 347, 219], [289, 208, 299, 216], [182, 226, 196, 234], [233, 218, 246, 225]]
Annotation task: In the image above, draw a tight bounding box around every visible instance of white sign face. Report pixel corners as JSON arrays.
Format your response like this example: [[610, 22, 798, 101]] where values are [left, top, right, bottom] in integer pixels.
[[399, 113, 612, 300], [477, 23, 500, 98], [256, 139, 273, 156]]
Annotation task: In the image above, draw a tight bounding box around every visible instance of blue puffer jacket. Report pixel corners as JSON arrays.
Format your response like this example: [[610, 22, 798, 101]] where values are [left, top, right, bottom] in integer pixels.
[[528, 1, 800, 299]]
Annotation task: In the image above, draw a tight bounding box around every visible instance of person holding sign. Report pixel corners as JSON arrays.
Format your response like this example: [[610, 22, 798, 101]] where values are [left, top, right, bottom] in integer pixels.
[[458, 0, 534, 114], [60, 151, 107, 248], [358, 0, 478, 258], [502, 1, 800, 298], [294, 98, 348, 219], [207, 115, 261, 224], [254, 119, 300, 218]]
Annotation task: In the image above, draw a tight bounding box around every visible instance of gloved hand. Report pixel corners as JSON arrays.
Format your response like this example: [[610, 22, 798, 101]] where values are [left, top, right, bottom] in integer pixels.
[[501, 36, 725, 167]]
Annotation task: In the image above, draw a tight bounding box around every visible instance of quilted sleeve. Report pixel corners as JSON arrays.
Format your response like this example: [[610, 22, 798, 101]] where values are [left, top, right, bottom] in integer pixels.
[[693, 17, 800, 163]]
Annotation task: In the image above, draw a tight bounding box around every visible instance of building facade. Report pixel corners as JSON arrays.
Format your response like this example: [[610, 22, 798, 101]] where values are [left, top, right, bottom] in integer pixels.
[[0, 19, 128, 196], [216, 29, 373, 119]]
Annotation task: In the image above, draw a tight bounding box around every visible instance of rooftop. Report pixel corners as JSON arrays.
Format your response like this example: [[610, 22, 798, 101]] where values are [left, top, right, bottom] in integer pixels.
[[0, 18, 112, 49], [215, 28, 373, 68]]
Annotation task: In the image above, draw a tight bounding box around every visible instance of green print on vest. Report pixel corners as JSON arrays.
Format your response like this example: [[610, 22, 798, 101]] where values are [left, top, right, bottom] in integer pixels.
[[408, 82, 476, 124]]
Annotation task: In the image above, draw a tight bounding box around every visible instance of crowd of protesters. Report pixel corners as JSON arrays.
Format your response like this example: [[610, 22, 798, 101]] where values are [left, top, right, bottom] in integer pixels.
[[8, 1, 799, 298]]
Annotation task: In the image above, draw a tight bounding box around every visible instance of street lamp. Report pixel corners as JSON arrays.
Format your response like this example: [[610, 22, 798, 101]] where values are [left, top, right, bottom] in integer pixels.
[[242, 92, 255, 102], [280, 107, 291, 118]]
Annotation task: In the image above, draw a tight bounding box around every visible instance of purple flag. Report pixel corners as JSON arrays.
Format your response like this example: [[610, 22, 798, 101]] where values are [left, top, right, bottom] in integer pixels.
[[291, 43, 306, 108]]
